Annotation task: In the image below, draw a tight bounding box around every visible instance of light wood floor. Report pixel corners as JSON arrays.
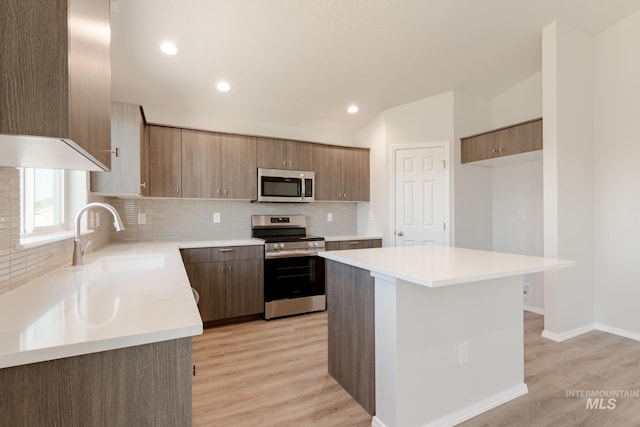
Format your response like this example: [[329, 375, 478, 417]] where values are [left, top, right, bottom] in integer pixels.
[[191, 311, 371, 427], [192, 311, 640, 427]]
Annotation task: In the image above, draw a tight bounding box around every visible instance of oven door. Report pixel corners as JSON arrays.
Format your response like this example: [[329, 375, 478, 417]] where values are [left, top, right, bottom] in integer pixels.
[[264, 255, 325, 302]]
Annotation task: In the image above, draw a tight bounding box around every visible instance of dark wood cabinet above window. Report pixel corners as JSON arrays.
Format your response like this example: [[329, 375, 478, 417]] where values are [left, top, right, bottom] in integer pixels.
[[461, 118, 542, 164]]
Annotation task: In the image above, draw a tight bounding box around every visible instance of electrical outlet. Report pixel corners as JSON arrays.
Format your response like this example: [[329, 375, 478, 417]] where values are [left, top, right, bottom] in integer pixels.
[[459, 342, 469, 366], [327, 212, 333, 222], [138, 213, 146, 225], [213, 212, 221, 223]]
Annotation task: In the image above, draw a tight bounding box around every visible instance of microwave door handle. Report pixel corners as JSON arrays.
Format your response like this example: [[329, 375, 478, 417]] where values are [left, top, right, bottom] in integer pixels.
[[300, 174, 305, 202]]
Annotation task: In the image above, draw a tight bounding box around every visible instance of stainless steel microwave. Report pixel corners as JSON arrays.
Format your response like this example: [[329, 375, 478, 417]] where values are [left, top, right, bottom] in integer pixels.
[[257, 168, 314, 202]]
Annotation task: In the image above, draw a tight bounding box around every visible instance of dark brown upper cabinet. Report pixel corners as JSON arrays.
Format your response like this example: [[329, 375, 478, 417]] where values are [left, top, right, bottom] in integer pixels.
[[0, 0, 111, 170], [461, 118, 542, 164]]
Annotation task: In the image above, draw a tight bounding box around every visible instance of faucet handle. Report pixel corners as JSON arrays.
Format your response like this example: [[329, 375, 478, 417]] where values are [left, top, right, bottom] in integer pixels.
[[82, 240, 92, 254]]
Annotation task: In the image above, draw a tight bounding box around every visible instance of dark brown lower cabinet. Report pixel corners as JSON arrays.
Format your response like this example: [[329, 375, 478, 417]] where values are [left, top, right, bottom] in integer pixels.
[[326, 260, 376, 415], [0, 338, 192, 426], [181, 246, 264, 325]]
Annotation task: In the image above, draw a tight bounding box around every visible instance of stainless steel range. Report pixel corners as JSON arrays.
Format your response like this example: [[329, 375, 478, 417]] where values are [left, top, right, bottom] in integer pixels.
[[252, 215, 325, 320]]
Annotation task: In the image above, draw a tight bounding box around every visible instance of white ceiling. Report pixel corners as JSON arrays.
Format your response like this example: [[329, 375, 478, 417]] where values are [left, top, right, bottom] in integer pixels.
[[110, 0, 640, 139]]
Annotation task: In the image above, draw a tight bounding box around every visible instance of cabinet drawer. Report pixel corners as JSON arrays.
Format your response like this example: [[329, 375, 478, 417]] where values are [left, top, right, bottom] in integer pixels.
[[326, 239, 382, 251], [210, 245, 263, 262], [180, 248, 210, 264]]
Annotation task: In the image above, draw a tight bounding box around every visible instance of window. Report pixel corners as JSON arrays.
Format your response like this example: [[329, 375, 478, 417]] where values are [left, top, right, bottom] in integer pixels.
[[21, 168, 65, 235]]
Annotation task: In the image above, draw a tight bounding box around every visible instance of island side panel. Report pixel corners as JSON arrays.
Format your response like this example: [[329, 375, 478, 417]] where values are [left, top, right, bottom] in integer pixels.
[[373, 275, 526, 427], [0, 338, 192, 426], [326, 259, 376, 415]]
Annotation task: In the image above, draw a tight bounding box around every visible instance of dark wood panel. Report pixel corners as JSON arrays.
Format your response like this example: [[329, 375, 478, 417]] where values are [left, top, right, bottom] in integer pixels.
[[225, 259, 264, 318], [313, 145, 343, 200], [181, 248, 211, 264], [256, 137, 287, 169], [287, 140, 314, 170], [326, 260, 375, 415], [185, 262, 225, 322], [220, 133, 257, 199], [149, 126, 182, 197], [140, 114, 150, 196], [0, 338, 192, 426], [342, 148, 370, 201], [210, 245, 263, 262], [181, 129, 221, 198], [0, 0, 111, 169], [326, 238, 382, 251], [461, 132, 498, 163], [68, 0, 111, 169]]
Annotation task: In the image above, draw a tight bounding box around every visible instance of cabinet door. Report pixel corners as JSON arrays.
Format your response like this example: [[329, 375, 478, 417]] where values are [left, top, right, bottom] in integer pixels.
[[313, 145, 343, 201], [181, 129, 221, 198], [286, 141, 314, 171], [149, 126, 182, 197], [508, 118, 542, 155], [256, 137, 287, 169], [461, 132, 498, 163], [342, 148, 370, 201], [225, 259, 263, 318], [90, 102, 142, 194], [140, 122, 150, 196], [220, 134, 257, 199], [184, 262, 225, 322]]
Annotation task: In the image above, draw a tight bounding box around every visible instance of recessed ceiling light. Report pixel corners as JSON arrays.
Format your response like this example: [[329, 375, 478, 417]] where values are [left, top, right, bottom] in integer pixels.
[[216, 81, 232, 92], [347, 105, 359, 114], [160, 42, 179, 55]]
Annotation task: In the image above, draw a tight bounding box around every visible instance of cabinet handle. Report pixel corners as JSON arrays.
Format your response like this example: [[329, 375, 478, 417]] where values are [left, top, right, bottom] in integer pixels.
[[107, 147, 120, 157], [176, 187, 180, 194], [348, 241, 360, 245], [283, 160, 286, 167], [492, 148, 497, 153], [288, 160, 292, 168], [343, 193, 347, 199], [499, 147, 505, 152], [228, 266, 232, 272], [217, 189, 221, 195], [220, 266, 225, 272], [219, 248, 235, 252], [224, 189, 228, 195], [192, 365, 196, 376], [338, 192, 342, 198], [140, 182, 146, 189]]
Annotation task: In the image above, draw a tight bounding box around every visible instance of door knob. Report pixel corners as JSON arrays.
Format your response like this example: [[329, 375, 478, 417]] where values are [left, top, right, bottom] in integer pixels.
[[397, 231, 404, 236]]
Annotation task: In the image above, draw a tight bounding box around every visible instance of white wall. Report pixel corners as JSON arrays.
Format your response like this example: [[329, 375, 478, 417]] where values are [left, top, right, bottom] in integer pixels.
[[491, 71, 542, 129], [542, 21, 596, 338], [355, 92, 456, 246], [593, 9, 640, 338], [452, 92, 493, 250], [491, 72, 544, 312]]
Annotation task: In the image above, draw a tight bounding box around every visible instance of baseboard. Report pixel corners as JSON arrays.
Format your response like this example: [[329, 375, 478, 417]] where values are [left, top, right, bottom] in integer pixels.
[[541, 323, 596, 342], [594, 323, 640, 342], [371, 384, 528, 427], [523, 305, 544, 315], [424, 383, 528, 427]]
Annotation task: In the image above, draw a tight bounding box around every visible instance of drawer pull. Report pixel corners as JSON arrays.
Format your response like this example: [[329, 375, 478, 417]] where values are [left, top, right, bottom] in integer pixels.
[[219, 248, 235, 252], [348, 241, 360, 245]]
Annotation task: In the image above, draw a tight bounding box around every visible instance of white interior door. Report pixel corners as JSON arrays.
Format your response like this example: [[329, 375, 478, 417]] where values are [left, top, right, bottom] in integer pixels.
[[394, 146, 446, 246]]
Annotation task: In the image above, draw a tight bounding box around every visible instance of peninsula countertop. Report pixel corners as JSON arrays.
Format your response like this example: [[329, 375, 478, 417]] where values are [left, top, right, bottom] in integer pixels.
[[319, 245, 574, 287], [0, 239, 263, 369]]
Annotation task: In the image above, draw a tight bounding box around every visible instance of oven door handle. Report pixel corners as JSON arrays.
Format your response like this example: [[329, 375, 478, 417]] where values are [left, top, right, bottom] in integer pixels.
[[265, 251, 319, 259], [300, 173, 305, 202]]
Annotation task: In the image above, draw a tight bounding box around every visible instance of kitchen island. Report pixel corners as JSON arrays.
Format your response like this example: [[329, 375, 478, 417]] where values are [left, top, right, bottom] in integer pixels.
[[319, 245, 573, 427]]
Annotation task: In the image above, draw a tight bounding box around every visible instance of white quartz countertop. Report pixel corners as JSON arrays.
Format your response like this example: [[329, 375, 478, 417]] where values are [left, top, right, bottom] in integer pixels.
[[0, 242, 208, 369], [324, 235, 383, 242], [319, 245, 574, 287]]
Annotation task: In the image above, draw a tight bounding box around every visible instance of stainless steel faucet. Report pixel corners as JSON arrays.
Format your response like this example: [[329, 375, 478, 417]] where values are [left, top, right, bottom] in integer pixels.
[[72, 202, 125, 266]]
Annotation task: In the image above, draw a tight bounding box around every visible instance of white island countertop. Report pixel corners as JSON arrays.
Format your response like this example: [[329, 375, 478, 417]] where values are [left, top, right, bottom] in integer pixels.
[[0, 242, 231, 369], [319, 245, 574, 287]]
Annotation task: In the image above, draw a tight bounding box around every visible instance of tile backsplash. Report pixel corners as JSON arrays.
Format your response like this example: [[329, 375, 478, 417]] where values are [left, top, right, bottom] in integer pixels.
[[0, 163, 357, 296], [102, 197, 358, 242]]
